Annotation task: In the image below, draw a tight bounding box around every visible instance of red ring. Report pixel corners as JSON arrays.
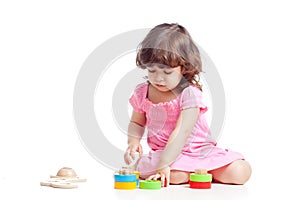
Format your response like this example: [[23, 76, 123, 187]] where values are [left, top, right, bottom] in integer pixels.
[[189, 181, 211, 189]]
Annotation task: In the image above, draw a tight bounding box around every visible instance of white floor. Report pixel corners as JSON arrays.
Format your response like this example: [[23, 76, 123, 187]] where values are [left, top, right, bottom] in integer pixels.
[[0, 161, 297, 200], [1, 176, 251, 200], [0, 178, 291, 200]]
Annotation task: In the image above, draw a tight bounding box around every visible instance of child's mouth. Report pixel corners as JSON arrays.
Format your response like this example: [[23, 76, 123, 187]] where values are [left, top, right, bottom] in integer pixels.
[[156, 84, 166, 88]]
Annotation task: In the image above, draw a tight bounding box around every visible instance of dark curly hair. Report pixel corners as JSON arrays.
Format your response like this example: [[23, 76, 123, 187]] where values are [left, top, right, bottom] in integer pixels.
[[136, 23, 202, 91]]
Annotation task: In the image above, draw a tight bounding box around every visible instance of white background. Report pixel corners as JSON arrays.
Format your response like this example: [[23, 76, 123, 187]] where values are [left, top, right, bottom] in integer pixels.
[[1, 0, 300, 199]]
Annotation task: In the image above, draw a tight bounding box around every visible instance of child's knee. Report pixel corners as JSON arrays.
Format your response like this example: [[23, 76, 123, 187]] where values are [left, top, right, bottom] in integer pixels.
[[231, 160, 252, 184], [210, 160, 252, 185], [170, 170, 190, 184]]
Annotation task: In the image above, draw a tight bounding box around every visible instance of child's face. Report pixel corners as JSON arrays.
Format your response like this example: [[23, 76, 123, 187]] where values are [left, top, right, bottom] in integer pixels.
[[146, 65, 183, 92]]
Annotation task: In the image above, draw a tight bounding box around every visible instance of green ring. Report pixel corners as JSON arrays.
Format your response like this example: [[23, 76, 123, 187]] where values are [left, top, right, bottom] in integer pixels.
[[139, 180, 161, 189], [189, 173, 212, 182]]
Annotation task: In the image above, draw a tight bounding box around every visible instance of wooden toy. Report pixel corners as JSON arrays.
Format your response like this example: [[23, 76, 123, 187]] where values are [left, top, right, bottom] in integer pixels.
[[139, 180, 161, 190], [189, 169, 212, 189], [118, 166, 134, 175], [40, 179, 78, 189], [56, 167, 77, 177], [40, 167, 86, 189], [195, 169, 208, 175], [50, 167, 87, 182]]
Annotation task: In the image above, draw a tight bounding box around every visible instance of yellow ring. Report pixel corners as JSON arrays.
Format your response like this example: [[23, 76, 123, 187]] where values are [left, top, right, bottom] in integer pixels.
[[133, 171, 139, 179], [114, 182, 136, 190]]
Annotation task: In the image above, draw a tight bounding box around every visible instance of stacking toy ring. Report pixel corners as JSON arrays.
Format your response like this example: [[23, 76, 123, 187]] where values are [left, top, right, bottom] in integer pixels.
[[189, 173, 212, 182], [189, 181, 211, 189], [139, 180, 161, 190], [114, 174, 136, 182], [114, 181, 136, 190]]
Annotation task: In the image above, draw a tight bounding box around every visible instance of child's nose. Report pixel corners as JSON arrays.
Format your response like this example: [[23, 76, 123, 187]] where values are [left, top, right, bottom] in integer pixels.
[[156, 74, 164, 82]]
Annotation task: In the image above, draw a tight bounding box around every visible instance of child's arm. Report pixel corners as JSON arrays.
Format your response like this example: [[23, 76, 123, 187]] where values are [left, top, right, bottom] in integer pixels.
[[124, 111, 146, 165], [148, 107, 199, 185], [159, 107, 199, 166]]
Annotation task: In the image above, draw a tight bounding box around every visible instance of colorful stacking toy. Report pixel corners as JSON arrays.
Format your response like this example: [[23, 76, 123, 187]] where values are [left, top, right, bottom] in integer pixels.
[[189, 169, 212, 189], [139, 180, 161, 190], [132, 171, 140, 186], [114, 167, 139, 190]]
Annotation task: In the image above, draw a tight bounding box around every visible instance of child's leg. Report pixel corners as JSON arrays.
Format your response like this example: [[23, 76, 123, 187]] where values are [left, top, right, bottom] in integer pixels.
[[169, 170, 190, 184], [209, 160, 251, 185], [140, 160, 251, 185]]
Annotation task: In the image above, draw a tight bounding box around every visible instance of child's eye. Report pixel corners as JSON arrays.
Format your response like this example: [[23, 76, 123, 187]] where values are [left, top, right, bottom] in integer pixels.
[[164, 71, 173, 75], [148, 69, 156, 73]]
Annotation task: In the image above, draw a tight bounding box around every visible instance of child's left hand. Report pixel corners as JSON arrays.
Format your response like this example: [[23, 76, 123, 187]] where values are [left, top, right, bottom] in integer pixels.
[[146, 166, 170, 187]]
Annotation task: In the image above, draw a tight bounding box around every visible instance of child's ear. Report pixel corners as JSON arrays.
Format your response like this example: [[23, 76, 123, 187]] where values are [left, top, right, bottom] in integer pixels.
[[181, 67, 186, 74]]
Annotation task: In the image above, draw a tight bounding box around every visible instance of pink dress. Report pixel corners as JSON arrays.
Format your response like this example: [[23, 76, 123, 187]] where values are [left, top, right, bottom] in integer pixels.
[[129, 82, 244, 176]]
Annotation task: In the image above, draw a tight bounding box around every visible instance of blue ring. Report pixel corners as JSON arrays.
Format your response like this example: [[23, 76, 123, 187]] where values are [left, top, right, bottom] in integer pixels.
[[114, 174, 136, 182]]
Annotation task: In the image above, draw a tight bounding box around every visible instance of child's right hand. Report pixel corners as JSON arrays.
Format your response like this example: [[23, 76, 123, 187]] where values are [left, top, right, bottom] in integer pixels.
[[124, 143, 143, 165]]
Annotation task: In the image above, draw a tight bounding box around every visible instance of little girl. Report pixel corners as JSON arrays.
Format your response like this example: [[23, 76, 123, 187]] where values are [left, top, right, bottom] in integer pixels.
[[124, 23, 251, 186]]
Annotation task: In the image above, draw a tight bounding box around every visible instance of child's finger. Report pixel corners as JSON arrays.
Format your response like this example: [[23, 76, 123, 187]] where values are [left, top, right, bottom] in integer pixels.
[[124, 151, 133, 165], [129, 150, 137, 160], [138, 145, 143, 155], [146, 175, 155, 180], [160, 174, 166, 187], [165, 175, 170, 187], [147, 173, 160, 181], [128, 152, 140, 167], [125, 155, 132, 165]]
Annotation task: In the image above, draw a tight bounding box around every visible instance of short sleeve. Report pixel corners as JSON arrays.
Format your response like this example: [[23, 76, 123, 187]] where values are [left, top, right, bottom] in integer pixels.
[[129, 83, 147, 113], [180, 86, 208, 113]]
